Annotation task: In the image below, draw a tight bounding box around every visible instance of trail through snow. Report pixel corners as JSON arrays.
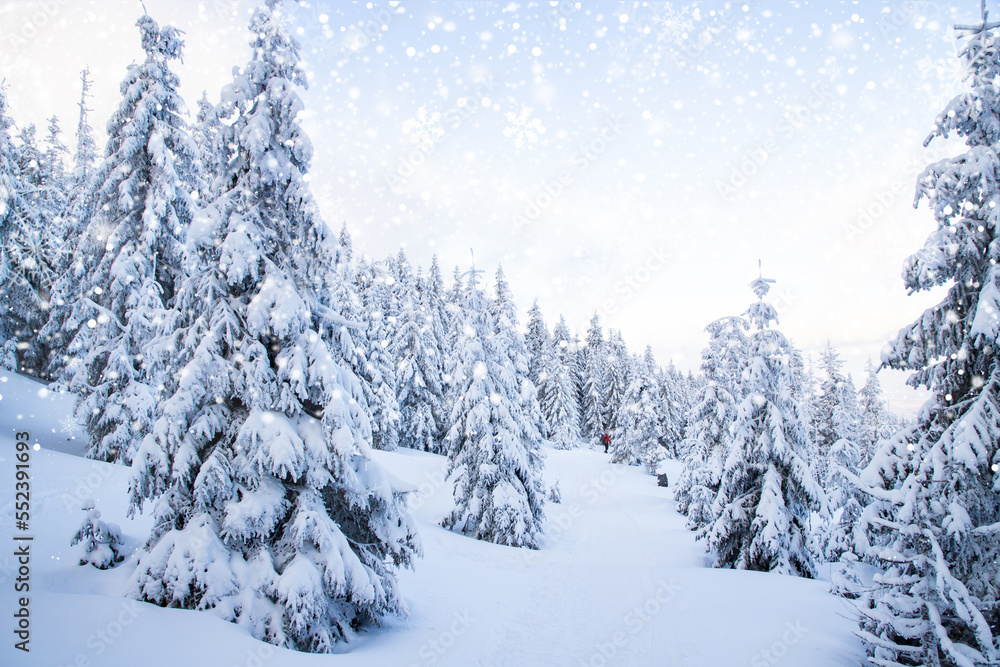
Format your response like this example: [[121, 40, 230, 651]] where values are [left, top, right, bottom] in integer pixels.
[[0, 370, 862, 666]]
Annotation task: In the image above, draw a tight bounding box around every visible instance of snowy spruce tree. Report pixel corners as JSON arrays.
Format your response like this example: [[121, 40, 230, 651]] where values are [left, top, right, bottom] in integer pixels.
[[847, 17, 1000, 665], [674, 315, 748, 529], [41, 69, 101, 380], [393, 265, 445, 453], [579, 313, 607, 440], [53, 15, 198, 463], [659, 360, 690, 457], [538, 318, 581, 449], [490, 266, 548, 443], [601, 330, 631, 438], [127, 2, 419, 652], [71, 500, 125, 569], [352, 259, 401, 451], [611, 351, 666, 472], [858, 357, 896, 460], [818, 372, 865, 562], [0, 87, 46, 373], [525, 299, 550, 388], [39, 115, 70, 255], [702, 269, 822, 578], [425, 254, 452, 366], [442, 263, 545, 548], [813, 341, 849, 480]]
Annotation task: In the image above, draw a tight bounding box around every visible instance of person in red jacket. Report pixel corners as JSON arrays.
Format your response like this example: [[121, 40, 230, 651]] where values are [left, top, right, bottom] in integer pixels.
[[601, 433, 611, 453]]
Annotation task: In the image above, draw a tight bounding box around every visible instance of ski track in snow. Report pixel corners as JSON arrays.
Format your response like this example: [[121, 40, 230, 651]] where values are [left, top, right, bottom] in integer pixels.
[[0, 371, 862, 666]]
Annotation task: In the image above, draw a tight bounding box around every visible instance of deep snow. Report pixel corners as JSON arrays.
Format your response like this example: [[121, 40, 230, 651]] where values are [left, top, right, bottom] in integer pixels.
[[0, 370, 862, 666]]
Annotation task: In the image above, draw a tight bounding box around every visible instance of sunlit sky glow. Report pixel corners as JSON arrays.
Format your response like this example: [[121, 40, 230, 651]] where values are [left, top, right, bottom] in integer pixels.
[[3, 0, 987, 413]]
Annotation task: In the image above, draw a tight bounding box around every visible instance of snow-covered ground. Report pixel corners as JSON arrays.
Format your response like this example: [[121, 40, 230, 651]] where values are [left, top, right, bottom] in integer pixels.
[[0, 369, 863, 666]]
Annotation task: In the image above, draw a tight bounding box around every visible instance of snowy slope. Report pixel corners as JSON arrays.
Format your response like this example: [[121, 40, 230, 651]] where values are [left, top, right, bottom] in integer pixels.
[[0, 370, 863, 666]]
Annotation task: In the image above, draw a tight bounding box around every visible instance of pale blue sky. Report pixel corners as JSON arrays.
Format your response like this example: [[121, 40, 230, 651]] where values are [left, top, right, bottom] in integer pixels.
[[2, 0, 987, 412]]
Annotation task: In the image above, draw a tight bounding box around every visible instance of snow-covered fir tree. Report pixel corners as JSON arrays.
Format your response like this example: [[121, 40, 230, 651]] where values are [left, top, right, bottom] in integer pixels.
[[579, 312, 607, 440], [525, 299, 550, 388], [425, 254, 451, 365], [442, 262, 545, 548], [818, 372, 865, 562], [659, 360, 689, 457], [41, 69, 100, 380], [702, 269, 822, 578], [393, 264, 445, 453], [40, 115, 69, 223], [59, 15, 198, 464], [674, 315, 748, 529], [601, 330, 631, 437], [611, 351, 666, 472], [14, 123, 41, 194], [858, 357, 895, 460], [813, 341, 849, 480], [127, 2, 419, 652], [71, 500, 125, 569], [847, 20, 1000, 665], [0, 87, 46, 373], [8, 121, 61, 378], [353, 259, 401, 451], [489, 265, 547, 442], [192, 90, 222, 193], [72, 67, 98, 191], [538, 318, 581, 450]]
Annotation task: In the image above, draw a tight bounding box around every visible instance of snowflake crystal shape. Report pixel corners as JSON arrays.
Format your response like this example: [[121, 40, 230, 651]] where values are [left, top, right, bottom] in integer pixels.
[[823, 56, 843, 81], [652, 2, 694, 46], [612, 188, 650, 217], [503, 105, 546, 151], [573, 247, 622, 288], [607, 34, 637, 62], [917, 50, 969, 107], [632, 50, 663, 80], [401, 106, 445, 150], [60, 414, 81, 435]]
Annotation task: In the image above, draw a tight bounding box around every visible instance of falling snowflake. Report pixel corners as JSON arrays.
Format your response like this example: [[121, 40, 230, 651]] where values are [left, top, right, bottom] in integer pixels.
[[736, 27, 756, 44], [60, 414, 81, 435], [607, 34, 638, 62], [823, 56, 843, 81], [652, 2, 694, 46], [503, 105, 546, 151], [632, 50, 664, 80], [401, 106, 445, 150], [611, 188, 651, 217], [917, 50, 969, 108], [573, 247, 622, 288]]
